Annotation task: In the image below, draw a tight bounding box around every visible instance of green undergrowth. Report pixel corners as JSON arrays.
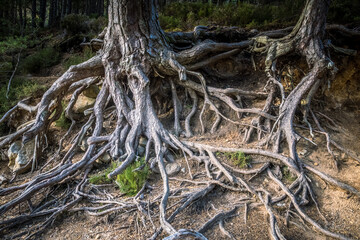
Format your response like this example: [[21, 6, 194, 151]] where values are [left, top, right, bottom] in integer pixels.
[[0, 77, 46, 115], [89, 158, 149, 196], [159, 0, 360, 32], [115, 158, 149, 196], [63, 47, 95, 69], [159, 1, 304, 31], [217, 151, 252, 169], [22, 47, 60, 74], [0, 77, 46, 133], [89, 162, 119, 185]]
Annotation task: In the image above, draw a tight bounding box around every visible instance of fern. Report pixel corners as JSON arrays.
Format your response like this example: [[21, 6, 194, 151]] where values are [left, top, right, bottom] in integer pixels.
[[115, 157, 149, 196]]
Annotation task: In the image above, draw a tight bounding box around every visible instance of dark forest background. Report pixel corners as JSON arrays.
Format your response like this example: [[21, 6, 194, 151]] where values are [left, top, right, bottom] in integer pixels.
[[0, 0, 359, 122], [1, 0, 359, 38]]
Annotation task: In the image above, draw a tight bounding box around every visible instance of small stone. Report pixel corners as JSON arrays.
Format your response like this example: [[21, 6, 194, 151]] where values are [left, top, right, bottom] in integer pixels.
[[181, 167, 186, 173], [314, 162, 319, 166], [80, 137, 89, 152], [8, 141, 22, 167], [139, 193, 144, 200], [139, 137, 147, 147], [165, 163, 181, 176], [101, 152, 111, 163], [8, 140, 35, 174], [0, 175, 8, 185], [137, 146, 145, 156], [250, 29, 259, 34], [73, 94, 96, 113], [83, 85, 100, 98], [299, 149, 308, 156], [95, 152, 112, 165]]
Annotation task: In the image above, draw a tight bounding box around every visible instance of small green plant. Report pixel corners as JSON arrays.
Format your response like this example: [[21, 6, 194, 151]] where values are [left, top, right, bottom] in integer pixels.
[[55, 102, 71, 129], [89, 162, 120, 185], [115, 157, 149, 196], [224, 151, 251, 169], [89, 158, 149, 196], [281, 166, 297, 183]]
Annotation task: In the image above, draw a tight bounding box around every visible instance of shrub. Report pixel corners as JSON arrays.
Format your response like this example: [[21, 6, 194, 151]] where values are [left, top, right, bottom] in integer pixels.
[[0, 36, 27, 55], [22, 47, 60, 74], [89, 157, 149, 196], [89, 16, 108, 34], [61, 14, 90, 34], [89, 162, 119, 185], [63, 47, 95, 69], [0, 77, 46, 115], [115, 157, 149, 196], [216, 151, 252, 169]]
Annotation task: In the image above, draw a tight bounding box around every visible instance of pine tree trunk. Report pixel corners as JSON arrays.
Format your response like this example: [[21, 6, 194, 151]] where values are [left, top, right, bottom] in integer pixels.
[[31, 0, 36, 28], [39, 0, 47, 28]]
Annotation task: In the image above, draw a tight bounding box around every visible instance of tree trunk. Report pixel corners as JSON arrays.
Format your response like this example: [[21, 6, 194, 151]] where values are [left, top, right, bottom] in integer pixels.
[[18, 0, 23, 33], [49, 0, 57, 27], [39, 0, 47, 27], [1, 0, 358, 240], [31, 0, 36, 28]]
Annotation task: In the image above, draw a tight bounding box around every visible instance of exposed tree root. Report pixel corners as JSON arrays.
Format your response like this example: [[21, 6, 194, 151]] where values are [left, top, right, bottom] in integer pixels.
[[1, 0, 360, 239]]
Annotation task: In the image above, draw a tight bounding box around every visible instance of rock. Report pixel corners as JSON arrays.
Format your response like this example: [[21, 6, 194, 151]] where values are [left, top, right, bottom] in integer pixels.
[[73, 94, 96, 113], [95, 152, 112, 164], [181, 167, 186, 173], [80, 137, 89, 152], [299, 149, 308, 156], [0, 175, 8, 185], [8, 141, 22, 168], [137, 146, 145, 156], [139, 137, 147, 147], [8, 140, 35, 174], [83, 85, 100, 98], [165, 163, 181, 176], [250, 29, 259, 34], [101, 152, 111, 163]]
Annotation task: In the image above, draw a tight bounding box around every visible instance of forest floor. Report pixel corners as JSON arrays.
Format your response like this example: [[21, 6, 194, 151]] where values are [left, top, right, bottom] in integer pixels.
[[1, 37, 360, 240]]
